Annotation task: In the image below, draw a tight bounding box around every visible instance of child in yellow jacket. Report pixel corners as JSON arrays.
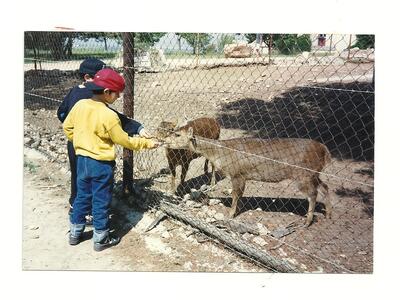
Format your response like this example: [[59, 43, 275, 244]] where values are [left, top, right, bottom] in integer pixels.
[[63, 68, 160, 251]]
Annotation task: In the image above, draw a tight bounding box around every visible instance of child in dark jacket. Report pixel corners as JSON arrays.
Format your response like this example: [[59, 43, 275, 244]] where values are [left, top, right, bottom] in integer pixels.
[[57, 58, 151, 223], [63, 68, 160, 251]]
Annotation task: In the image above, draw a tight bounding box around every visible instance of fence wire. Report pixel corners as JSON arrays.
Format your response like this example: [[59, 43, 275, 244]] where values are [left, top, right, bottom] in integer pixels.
[[24, 32, 374, 273]]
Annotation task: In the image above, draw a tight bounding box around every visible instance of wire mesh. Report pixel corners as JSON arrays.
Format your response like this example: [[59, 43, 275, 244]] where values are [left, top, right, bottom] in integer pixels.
[[24, 31, 374, 273]]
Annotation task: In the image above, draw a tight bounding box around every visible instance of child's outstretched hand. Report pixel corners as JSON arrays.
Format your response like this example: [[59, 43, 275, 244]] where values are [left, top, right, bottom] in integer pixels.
[[139, 128, 153, 138], [150, 139, 163, 149]]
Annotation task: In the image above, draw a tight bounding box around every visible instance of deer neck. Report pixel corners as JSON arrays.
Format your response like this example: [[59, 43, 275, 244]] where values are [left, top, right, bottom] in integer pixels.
[[189, 136, 218, 157]]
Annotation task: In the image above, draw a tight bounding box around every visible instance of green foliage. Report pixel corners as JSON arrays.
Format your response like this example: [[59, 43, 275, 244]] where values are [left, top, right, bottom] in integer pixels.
[[177, 33, 212, 54], [244, 33, 311, 55], [25, 31, 76, 60], [24, 32, 166, 60], [296, 35, 312, 52], [133, 33, 166, 52], [274, 34, 311, 55], [217, 34, 235, 52], [353, 35, 375, 49]]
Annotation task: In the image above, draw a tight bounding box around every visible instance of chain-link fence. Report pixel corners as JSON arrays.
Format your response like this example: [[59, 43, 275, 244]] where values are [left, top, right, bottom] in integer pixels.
[[24, 31, 374, 273]]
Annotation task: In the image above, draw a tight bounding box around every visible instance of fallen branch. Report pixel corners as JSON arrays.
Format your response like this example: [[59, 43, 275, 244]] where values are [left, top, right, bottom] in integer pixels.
[[160, 201, 298, 273]]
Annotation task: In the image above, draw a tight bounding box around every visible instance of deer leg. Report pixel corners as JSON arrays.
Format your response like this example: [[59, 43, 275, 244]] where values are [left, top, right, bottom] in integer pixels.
[[210, 162, 216, 186], [204, 159, 209, 175], [297, 177, 319, 227], [228, 176, 246, 218], [168, 160, 176, 193], [305, 194, 317, 227], [180, 161, 190, 188], [318, 181, 332, 219]]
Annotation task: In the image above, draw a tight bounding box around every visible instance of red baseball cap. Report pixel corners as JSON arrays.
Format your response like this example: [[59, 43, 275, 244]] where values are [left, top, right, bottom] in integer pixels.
[[86, 68, 125, 93]]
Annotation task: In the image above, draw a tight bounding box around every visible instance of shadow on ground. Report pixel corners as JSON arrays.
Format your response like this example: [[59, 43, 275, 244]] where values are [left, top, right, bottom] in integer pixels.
[[216, 81, 374, 161]]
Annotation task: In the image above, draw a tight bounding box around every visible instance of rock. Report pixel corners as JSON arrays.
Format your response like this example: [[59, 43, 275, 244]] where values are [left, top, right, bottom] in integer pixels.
[[200, 184, 208, 192], [242, 232, 253, 240], [209, 199, 221, 205], [214, 213, 225, 221], [183, 194, 191, 201], [24, 137, 33, 146], [190, 189, 202, 201], [224, 43, 252, 58], [185, 200, 196, 207], [206, 209, 217, 217], [31, 140, 41, 149], [253, 236, 267, 247], [257, 223, 270, 236]]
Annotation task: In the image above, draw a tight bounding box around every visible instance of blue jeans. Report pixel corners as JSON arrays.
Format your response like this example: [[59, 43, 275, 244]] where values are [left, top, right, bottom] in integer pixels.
[[67, 141, 77, 207], [71, 155, 115, 242]]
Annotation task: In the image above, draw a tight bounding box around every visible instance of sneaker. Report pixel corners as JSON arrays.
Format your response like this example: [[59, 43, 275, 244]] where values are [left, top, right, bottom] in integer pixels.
[[93, 235, 121, 252], [69, 234, 80, 246]]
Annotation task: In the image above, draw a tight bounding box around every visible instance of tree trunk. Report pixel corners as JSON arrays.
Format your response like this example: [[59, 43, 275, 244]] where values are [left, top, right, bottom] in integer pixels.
[[177, 35, 181, 51], [104, 37, 108, 51], [64, 37, 73, 58], [122, 32, 135, 194]]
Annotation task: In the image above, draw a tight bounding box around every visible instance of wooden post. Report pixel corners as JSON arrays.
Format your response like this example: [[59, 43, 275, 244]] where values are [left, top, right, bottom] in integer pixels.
[[347, 34, 353, 61], [268, 34, 273, 64], [122, 32, 135, 194]]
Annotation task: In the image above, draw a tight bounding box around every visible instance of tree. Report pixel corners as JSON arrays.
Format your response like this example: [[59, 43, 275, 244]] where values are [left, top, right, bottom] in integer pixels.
[[353, 35, 374, 49], [75, 32, 122, 51], [178, 33, 212, 54], [217, 34, 235, 52], [25, 31, 77, 60], [133, 33, 166, 53], [245, 33, 311, 55]]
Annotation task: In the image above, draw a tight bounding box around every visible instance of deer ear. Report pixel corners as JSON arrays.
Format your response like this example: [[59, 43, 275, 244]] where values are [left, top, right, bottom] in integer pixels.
[[188, 127, 193, 138]]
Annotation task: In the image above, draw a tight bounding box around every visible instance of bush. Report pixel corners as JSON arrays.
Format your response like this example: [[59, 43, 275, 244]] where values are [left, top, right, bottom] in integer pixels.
[[297, 35, 312, 52], [353, 35, 375, 49], [274, 34, 311, 55]]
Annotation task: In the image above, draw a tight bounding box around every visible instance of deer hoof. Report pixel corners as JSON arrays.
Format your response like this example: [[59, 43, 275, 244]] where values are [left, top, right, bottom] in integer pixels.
[[228, 209, 237, 219], [304, 216, 313, 227]]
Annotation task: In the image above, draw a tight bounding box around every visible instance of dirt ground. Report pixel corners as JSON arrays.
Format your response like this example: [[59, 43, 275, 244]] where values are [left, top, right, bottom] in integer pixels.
[[23, 147, 265, 272], [23, 60, 374, 273]]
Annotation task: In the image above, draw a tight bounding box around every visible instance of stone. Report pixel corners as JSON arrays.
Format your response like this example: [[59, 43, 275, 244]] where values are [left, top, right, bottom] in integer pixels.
[[200, 184, 208, 192], [24, 137, 33, 146], [214, 213, 225, 221], [185, 200, 196, 207], [183, 194, 191, 201], [190, 189, 202, 200], [209, 199, 221, 205], [257, 223, 270, 236], [224, 43, 252, 58], [31, 140, 41, 149]]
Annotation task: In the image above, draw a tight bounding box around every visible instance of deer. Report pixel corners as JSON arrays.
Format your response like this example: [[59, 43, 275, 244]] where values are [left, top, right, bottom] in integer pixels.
[[156, 117, 221, 194], [163, 127, 333, 226]]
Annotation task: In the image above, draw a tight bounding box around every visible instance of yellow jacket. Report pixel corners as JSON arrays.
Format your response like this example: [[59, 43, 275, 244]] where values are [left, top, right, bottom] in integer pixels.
[[63, 99, 154, 161]]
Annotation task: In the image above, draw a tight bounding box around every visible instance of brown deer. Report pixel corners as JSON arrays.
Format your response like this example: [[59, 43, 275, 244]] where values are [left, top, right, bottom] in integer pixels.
[[164, 127, 333, 226], [156, 118, 220, 194]]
